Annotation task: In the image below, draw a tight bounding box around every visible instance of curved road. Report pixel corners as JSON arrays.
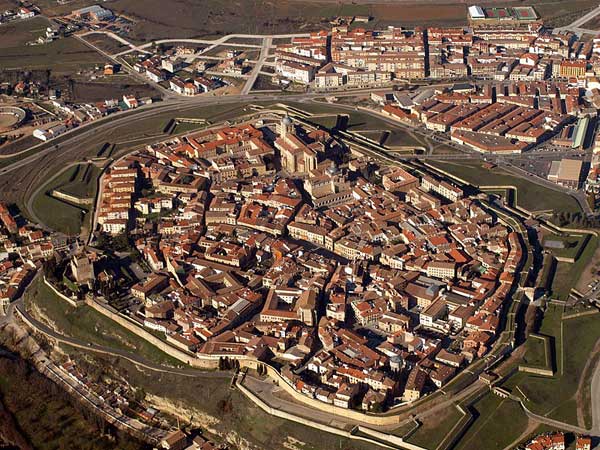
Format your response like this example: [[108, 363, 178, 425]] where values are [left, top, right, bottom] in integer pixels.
[[591, 351, 600, 433], [6, 297, 229, 380]]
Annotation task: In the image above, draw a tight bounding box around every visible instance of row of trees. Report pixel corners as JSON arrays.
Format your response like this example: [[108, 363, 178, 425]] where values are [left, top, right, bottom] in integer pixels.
[[217, 357, 240, 371], [553, 211, 600, 228]]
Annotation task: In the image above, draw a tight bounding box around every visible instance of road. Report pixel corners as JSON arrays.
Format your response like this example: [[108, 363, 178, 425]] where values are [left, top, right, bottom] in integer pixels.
[[307, 99, 594, 216], [242, 36, 272, 95], [591, 351, 600, 433], [554, 4, 600, 35], [79, 30, 152, 55], [111, 32, 309, 57], [5, 295, 229, 380]]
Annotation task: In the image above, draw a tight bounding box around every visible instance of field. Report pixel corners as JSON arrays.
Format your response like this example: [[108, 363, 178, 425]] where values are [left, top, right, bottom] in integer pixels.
[[429, 160, 582, 216], [24, 276, 181, 367], [502, 304, 600, 426], [82, 32, 128, 55], [26, 0, 600, 44], [69, 79, 160, 103], [29, 163, 98, 235], [543, 233, 588, 261], [0, 0, 17, 9], [454, 394, 529, 450], [0, 16, 51, 49], [0, 37, 105, 72], [31, 189, 88, 235], [532, 0, 600, 27], [404, 405, 463, 449], [32, 0, 469, 42], [550, 236, 598, 300], [54, 163, 100, 199], [93, 0, 329, 41], [522, 334, 551, 370]]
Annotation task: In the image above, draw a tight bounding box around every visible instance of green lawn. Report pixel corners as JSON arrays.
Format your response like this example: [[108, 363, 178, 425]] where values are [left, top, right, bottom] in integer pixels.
[[543, 234, 588, 261], [502, 304, 600, 425], [24, 277, 181, 367], [522, 334, 551, 370], [455, 394, 528, 450], [429, 160, 582, 216], [405, 405, 463, 449], [54, 164, 101, 199], [29, 163, 97, 236], [550, 236, 598, 300], [385, 130, 425, 148], [309, 115, 339, 129], [31, 190, 88, 236]]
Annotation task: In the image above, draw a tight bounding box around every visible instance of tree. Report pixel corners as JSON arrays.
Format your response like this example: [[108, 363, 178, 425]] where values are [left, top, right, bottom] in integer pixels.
[[133, 387, 146, 403], [371, 403, 384, 413], [43, 256, 59, 282]]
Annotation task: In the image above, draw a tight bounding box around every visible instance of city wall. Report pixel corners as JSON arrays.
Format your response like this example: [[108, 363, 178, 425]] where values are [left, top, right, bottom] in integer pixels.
[[44, 276, 85, 308], [518, 365, 554, 377], [83, 297, 220, 369], [51, 189, 94, 206], [71, 290, 410, 426], [236, 380, 427, 450], [253, 363, 405, 426]]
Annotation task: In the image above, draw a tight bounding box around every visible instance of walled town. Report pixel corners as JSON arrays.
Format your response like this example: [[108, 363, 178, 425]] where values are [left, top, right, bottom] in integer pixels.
[[77, 111, 524, 411], [4, 2, 600, 449]]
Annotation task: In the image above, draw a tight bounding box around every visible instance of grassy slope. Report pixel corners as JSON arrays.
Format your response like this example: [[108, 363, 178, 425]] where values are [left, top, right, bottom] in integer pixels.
[[502, 304, 600, 425], [522, 335, 550, 369], [429, 160, 582, 215], [454, 394, 528, 450], [30, 166, 90, 236], [74, 354, 386, 450], [405, 405, 463, 449], [24, 276, 181, 367], [551, 236, 598, 300]]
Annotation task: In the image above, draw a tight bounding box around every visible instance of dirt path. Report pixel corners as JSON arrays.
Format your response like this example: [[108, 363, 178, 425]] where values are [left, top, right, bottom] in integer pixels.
[[575, 338, 600, 428], [502, 418, 538, 450], [575, 242, 600, 291]]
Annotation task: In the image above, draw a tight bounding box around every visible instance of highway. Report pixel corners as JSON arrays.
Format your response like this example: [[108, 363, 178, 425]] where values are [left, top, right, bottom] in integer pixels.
[[0, 91, 319, 177]]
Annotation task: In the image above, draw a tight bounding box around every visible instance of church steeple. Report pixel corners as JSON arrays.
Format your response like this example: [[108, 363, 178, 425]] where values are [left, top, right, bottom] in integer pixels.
[[281, 114, 293, 140]]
